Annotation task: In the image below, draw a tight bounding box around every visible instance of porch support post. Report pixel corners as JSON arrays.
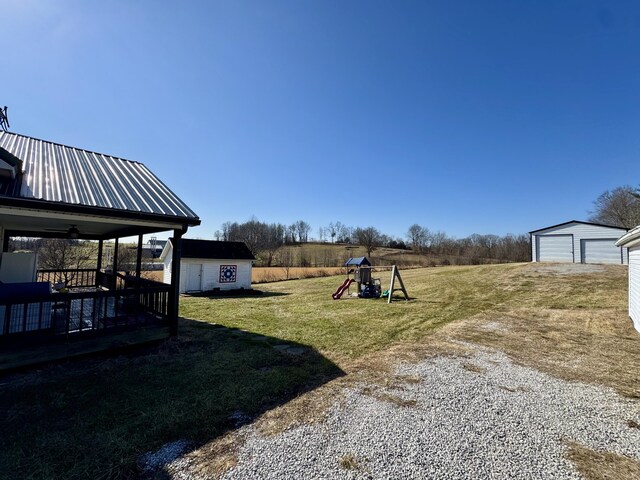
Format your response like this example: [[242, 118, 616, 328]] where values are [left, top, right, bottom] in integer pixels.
[[169, 229, 183, 336], [1, 229, 8, 252], [96, 239, 104, 287], [97, 239, 103, 271], [113, 238, 119, 290], [136, 234, 143, 279]]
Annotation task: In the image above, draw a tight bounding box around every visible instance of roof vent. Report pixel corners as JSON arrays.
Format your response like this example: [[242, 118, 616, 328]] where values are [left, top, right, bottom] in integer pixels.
[[0, 106, 9, 132]]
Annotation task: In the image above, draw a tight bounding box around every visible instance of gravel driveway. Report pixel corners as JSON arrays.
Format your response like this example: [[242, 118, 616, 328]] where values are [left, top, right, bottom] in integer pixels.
[[180, 344, 639, 479]]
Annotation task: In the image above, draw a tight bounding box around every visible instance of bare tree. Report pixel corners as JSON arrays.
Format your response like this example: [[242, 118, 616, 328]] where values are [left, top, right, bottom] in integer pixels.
[[276, 247, 295, 279], [295, 220, 311, 243], [287, 224, 297, 243], [406, 224, 429, 253], [353, 226, 382, 258], [327, 222, 337, 243], [223, 219, 286, 263], [262, 223, 286, 266], [37, 239, 94, 284], [429, 231, 449, 255], [221, 221, 233, 241], [318, 227, 325, 243], [589, 185, 640, 228], [336, 222, 352, 243]]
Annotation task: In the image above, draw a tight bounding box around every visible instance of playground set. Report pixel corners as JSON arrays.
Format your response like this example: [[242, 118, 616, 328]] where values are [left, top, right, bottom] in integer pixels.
[[332, 257, 409, 303]]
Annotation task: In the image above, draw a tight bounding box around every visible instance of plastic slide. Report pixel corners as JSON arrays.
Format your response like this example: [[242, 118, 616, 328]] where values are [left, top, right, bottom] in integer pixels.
[[332, 278, 355, 300]]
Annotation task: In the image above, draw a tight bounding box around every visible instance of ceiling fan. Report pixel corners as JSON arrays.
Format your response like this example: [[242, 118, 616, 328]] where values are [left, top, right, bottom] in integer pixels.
[[43, 224, 81, 239]]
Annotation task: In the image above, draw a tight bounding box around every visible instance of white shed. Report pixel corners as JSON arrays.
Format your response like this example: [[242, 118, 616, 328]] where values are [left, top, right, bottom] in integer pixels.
[[161, 239, 255, 293], [616, 226, 640, 333], [530, 221, 628, 264]]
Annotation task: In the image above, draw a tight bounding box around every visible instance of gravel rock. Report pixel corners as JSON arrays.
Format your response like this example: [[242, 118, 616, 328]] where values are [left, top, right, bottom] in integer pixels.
[[530, 264, 607, 275], [214, 347, 640, 479]]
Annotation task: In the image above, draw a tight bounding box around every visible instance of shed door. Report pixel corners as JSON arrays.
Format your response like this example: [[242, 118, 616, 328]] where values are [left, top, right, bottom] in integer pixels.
[[537, 235, 573, 262], [186, 263, 202, 291], [581, 239, 622, 264]]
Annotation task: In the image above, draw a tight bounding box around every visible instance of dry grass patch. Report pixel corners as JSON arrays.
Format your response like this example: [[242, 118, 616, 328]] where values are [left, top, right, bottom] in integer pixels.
[[498, 385, 530, 393], [360, 386, 418, 408], [339, 453, 362, 471], [252, 267, 344, 283], [447, 308, 640, 399], [256, 378, 348, 437], [462, 362, 487, 374], [566, 442, 640, 480]]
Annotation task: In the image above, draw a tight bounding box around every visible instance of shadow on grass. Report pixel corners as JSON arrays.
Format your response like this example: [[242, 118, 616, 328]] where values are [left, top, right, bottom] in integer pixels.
[[0, 318, 344, 480], [184, 289, 290, 299]]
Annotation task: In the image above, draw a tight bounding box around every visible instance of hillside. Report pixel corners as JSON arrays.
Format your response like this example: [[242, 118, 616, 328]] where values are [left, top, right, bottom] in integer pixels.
[[255, 242, 512, 268]]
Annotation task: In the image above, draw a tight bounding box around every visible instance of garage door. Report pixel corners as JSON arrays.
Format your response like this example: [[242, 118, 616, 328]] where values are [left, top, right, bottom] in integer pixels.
[[537, 235, 573, 262], [581, 239, 622, 264]]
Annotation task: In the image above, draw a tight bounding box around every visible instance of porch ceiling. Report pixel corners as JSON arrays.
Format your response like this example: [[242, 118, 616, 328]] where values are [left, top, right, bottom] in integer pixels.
[[0, 206, 185, 240]]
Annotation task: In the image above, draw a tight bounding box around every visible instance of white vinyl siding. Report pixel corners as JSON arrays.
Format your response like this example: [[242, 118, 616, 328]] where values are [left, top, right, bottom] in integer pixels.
[[630, 246, 640, 332], [161, 245, 253, 293], [532, 222, 628, 264], [168, 258, 252, 293], [537, 235, 573, 262], [163, 260, 172, 285]]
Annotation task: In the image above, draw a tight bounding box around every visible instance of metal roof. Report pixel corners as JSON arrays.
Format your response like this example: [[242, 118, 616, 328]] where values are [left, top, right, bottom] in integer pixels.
[[616, 225, 640, 248], [0, 131, 199, 221], [161, 239, 256, 261], [344, 256, 371, 266], [529, 220, 628, 234]]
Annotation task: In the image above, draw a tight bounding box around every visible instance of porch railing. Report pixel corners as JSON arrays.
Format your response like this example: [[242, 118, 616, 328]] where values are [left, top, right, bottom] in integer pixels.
[[0, 284, 170, 346], [37, 269, 97, 288], [37, 269, 165, 291]]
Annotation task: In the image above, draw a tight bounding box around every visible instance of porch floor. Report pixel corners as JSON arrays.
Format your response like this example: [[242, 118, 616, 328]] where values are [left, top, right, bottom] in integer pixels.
[[0, 325, 170, 372]]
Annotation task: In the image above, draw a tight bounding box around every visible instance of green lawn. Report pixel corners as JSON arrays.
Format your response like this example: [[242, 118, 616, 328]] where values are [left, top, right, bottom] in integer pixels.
[[181, 263, 626, 360], [0, 263, 631, 480]]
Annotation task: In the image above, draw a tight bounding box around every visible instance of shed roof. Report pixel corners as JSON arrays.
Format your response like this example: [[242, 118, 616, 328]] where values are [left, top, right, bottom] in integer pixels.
[[163, 239, 255, 261], [0, 131, 199, 223], [529, 220, 628, 234], [344, 256, 371, 266]]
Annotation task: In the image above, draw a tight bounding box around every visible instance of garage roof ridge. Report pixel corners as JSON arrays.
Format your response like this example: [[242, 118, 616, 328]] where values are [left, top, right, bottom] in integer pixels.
[[529, 220, 629, 234]]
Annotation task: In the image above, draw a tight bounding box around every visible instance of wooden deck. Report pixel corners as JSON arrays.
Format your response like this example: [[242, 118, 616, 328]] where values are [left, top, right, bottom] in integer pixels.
[[0, 325, 169, 372]]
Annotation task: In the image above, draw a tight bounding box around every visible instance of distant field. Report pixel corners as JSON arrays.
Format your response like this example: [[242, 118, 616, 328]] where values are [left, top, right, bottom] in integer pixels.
[[141, 270, 164, 282], [252, 267, 345, 283]]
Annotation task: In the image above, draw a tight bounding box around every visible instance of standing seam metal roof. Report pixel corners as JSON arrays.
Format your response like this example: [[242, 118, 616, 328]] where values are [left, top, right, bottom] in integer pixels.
[[0, 131, 199, 220]]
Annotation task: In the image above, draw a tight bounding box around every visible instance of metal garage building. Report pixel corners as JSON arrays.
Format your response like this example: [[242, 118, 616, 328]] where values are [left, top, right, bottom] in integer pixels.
[[530, 221, 628, 264], [616, 226, 640, 332]]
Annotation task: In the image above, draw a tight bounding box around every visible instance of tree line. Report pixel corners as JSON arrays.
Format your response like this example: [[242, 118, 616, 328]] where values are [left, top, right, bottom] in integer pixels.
[[215, 181, 640, 267], [8, 184, 637, 272], [214, 218, 531, 266]]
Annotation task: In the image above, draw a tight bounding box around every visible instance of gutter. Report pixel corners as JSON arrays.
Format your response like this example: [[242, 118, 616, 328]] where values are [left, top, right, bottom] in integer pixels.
[[616, 226, 640, 248]]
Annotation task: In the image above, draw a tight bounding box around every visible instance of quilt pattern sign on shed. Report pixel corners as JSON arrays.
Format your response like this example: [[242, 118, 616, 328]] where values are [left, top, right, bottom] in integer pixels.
[[219, 265, 237, 283]]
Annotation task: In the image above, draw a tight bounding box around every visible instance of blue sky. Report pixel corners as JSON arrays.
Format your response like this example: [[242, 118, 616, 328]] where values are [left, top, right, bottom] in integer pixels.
[[3, 0, 639, 240]]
